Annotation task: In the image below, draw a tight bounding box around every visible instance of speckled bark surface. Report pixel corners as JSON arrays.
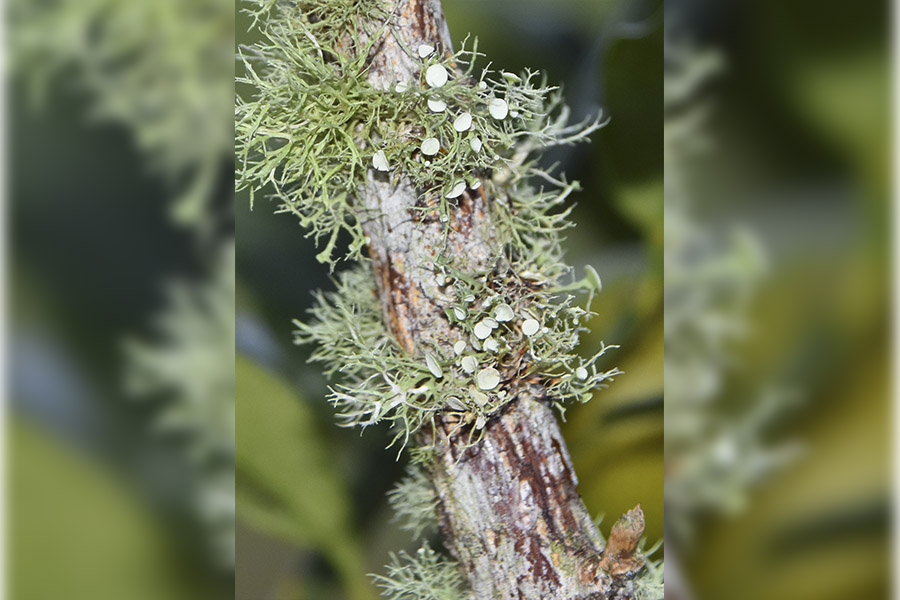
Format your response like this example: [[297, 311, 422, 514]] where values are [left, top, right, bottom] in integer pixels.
[[355, 1, 645, 597], [431, 392, 639, 599]]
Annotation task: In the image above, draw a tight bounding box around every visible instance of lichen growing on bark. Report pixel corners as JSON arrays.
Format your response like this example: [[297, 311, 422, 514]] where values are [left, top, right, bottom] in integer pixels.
[[237, 0, 661, 596], [239, 0, 619, 448]]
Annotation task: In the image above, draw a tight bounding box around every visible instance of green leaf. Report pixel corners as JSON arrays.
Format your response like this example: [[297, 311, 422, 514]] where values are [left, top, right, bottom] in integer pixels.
[[563, 318, 665, 545], [236, 354, 375, 600], [614, 179, 664, 249], [10, 416, 210, 600]]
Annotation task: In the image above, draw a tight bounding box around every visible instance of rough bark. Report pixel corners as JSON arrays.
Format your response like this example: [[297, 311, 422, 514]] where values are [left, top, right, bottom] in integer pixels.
[[357, 1, 645, 597]]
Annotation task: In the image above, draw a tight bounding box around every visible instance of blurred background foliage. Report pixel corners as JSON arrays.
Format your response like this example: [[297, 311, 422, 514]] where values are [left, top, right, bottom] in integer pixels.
[[10, 0, 234, 597], [666, 1, 890, 599], [9, 63, 232, 600], [235, 0, 663, 597], [9, 0, 665, 596], [8, 0, 892, 598]]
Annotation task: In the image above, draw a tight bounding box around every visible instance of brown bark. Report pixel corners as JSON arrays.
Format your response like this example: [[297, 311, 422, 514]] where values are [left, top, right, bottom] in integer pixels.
[[357, 1, 645, 597]]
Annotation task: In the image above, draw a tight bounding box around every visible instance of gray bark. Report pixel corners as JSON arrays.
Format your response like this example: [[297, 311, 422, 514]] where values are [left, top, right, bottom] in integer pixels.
[[356, 1, 646, 597]]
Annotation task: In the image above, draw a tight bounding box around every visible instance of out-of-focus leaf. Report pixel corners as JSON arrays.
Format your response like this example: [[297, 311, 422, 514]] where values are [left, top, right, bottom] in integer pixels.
[[616, 180, 664, 251], [692, 347, 889, 600], [565, 180, 664, 542], [10, 415, 209, 600], [235, 354, 374, 600], [563, 316, 664, 544], [790, 51, 889, 194]]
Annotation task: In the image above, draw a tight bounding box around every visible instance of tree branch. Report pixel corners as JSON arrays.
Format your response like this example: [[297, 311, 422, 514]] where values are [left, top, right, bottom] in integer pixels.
[[356, 1, 646, 597]]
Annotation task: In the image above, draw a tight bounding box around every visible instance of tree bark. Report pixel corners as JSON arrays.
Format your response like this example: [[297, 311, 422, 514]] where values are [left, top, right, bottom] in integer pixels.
[[357, 1, 646, 597]]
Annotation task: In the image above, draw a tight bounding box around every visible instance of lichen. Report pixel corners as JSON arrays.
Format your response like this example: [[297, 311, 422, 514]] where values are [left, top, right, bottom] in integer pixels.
[[632, 540, 664, 600], [125, 242, 236, 567], [293, 256, 620, 450], [238, 0, 644, 593], [10, 0, 234, 225], [246, 0, 623, 445], [237, 0, 604, 264], [387, 464, 439, 540], [371, 543, 466, 600]]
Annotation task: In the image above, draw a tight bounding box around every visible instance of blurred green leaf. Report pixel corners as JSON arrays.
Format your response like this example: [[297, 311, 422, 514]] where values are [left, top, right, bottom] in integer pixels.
[[236, 354, 375, 600], [615, 180, 664, 321], [10, 415, 210, 600], [616, 180, 664, 251], [692, 348, 889, 600], [564, 317, 664, 544]]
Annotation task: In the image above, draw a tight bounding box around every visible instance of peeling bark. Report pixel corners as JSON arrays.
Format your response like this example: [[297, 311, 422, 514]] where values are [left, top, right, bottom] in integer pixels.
[[356, 1, 645, 597]]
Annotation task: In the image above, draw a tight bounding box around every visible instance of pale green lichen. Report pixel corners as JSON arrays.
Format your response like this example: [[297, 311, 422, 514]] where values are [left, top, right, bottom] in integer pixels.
[[371, 544, 466, 600], [125, 242, 236, 567], [293, 263, 447, 449], [294, 259, 620, 450], [10, 0, 234, 225], [387, 464, 439, 540], [633, 540, 664, 600], [239, 0, 653, 595], [440, 263, 620, 418], [236, 0, 603, 263], [234, 0, 622, 448]]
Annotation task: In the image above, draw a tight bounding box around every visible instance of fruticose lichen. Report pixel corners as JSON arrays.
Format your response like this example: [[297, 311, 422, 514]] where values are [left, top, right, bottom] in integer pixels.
[[633, 541, 664, 600], [664, 41, 799, 543], [387, 464, 439, 540], [371, 544, 466, 600], [238, 0, 659, 595], [238, 0, 619, 449], [293, 259, 619, 450], [125, 243, 236, 567], [237, 0, 605, 264]]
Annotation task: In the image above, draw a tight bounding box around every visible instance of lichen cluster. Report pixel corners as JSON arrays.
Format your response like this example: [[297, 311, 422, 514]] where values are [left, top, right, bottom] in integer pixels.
[[10, 0, 234, 226], [294, 258, 619, 450], [11, 0, 237, 568], [632, 543, 665, 600], [387, 464, 439, 540], [237, 0, 660, 595], [237, 0, 605, 263], [372, 544, 466, 600], [125, 243, 236, 567], [239, 0, 619, 448], [664, 42, 798, 542]]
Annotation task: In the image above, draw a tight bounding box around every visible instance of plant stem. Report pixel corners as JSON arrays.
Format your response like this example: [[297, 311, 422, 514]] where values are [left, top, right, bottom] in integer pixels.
[[356, 1, 645, 597]]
